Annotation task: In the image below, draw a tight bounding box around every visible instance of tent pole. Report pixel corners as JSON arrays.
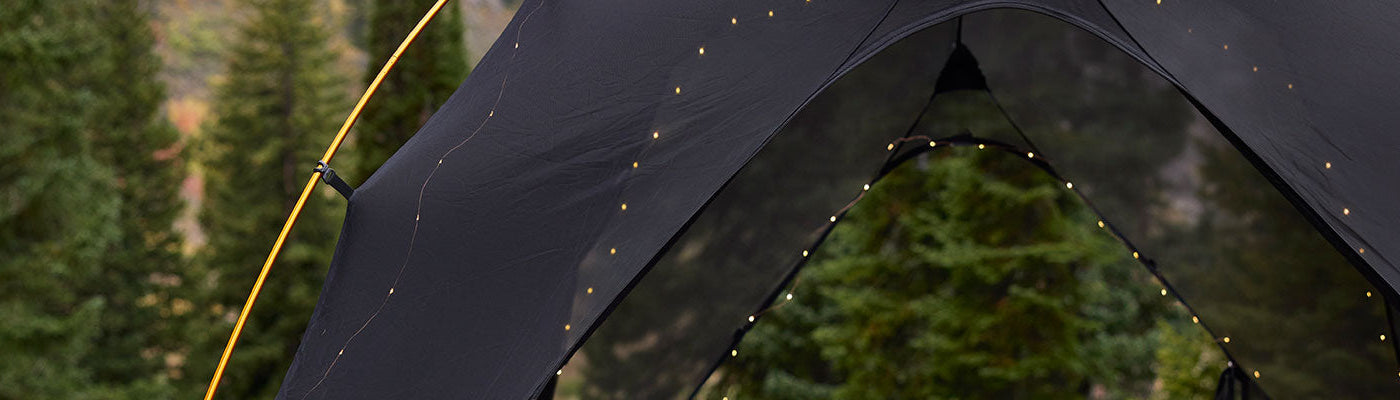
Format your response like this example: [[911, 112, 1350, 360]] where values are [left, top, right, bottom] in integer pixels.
[[203, 1, 453, 398]]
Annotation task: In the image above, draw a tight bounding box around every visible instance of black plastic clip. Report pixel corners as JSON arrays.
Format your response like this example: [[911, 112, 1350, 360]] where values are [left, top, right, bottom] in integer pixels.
[[313, 160, 355, 200]]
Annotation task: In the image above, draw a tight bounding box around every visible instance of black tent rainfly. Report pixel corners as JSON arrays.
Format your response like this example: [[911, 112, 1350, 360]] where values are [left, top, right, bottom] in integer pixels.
[[224, 0, 1400, 398]]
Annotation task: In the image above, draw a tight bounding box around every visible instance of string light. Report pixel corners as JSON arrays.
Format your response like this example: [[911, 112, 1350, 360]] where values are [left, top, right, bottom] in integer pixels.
[[768, 10, 773, 17], [887, 143, 895, 151], [1223, 44, 1229, 50], [1288, 83, 1294, 89], [586, 287, 593, 294], [653, 131, 660, 139], [977, 144, 985, 150], [699, 47, 705, 55], [1223, 337, 1231, 343], [1132, 251, 1140, 259], [1343, 208, 1350, 215], [620, 203, 627, 211], [514, 42, 518, 49], [731, 349, 738, 357], [488, 110, 494, 117], [610, 248, 617, 255], [1325, 162, 1332, 169], [1252, 66, 1258, 72], [801, 250, 809, 257], [1161, 289, 1168, 296], [929, 141, 937, 147], [388, 288, 394, 294], [1382, 334, 1387, 341], [1360, 248, 1367, 254], [1027, 152, 1034, 158], [632, 161, 639, 168], [786, 293, 793, 301], [1367, 291, 1373, 298], [556, 369, 562, 376], [674, 86, 681, 95], [1254, 370, 1261, 378], [1065, 182, 1073, 189], [1192, 316, 1199, 324], [731, 17, 737, 24], [863, 184, 870, 191], [747, 315, 755, 322], [564, 324, 571, 331], [1097, 220, 1105, 228], [829, 216, 837, 222]]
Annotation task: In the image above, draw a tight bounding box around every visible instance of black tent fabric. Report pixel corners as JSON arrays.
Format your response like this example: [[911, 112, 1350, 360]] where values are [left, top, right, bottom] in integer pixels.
[[273, 1, 1400, 398]]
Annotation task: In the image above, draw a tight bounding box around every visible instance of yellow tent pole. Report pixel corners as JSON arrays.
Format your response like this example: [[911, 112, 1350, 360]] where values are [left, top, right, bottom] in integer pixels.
[[204, 1, 453, 398]]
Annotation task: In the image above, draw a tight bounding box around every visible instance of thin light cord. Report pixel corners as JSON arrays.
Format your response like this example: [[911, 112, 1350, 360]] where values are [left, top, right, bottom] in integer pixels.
[[202, 1, 453, 398]]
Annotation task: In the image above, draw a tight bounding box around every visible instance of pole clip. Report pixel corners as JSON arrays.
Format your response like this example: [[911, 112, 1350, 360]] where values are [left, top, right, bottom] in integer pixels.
[[313, 160, 355, 200]]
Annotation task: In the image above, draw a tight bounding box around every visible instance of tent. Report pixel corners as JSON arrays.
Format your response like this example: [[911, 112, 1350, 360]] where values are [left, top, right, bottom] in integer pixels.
[[266, 0, 1400, 398]]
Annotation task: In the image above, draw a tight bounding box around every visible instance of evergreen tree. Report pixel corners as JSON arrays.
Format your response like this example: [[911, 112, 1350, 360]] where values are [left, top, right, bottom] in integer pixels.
[[0, 1, 193, 397], [0, 2, 121, 397], [187, 0, 350, 397], [348, 0, 469, 183], [85, 1, 190, 396], [712, 150, 1171, 399]]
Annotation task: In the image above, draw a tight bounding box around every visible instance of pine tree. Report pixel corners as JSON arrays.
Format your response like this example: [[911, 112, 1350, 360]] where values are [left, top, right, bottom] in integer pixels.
[[348, 0, 469, 183], [82, 1, 191, 396], [0, 2, 121, 397], [713, 150, 1171, 399], [188, 0, 350, 396]]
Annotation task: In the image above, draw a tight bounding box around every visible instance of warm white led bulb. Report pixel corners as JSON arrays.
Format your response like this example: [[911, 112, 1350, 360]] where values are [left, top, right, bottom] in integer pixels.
[[1097, 220, 1105, 228], [786, 293, 793, 301], [829, 216, 837, 222], [977, 144, 985, 150], [1027, 152, 1034, 158], [747, 315, 755, 322], [1065, 182, 1074, 189], [1132, 251, 1140, 259], [1160, 289, 1167, 296], [863, 184, 870, 191], [801, 250, 809, 257]]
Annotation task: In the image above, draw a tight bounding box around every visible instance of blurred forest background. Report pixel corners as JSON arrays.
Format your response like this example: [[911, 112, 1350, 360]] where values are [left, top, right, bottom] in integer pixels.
[[2, 0, 1387, 399]]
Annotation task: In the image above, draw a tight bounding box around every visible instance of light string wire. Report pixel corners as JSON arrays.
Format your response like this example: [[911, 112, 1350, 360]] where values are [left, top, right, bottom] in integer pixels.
[[292, 0, 548, 398], [690, 30, 1346, 392], [203, 1, 454, 398]]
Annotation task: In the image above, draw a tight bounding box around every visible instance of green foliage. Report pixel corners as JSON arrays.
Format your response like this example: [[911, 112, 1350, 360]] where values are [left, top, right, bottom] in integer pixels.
[[186, 0, 350, 397], [348, 0, 469, 183], [1152, 320, 1222, 400], [712, 150, 1173, 399], [0, 0, 186, 398]]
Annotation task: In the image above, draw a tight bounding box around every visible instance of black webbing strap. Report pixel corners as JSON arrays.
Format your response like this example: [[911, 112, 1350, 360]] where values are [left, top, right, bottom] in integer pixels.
[[1213, 363, 1256, 400], [313, 160, 354, 200]]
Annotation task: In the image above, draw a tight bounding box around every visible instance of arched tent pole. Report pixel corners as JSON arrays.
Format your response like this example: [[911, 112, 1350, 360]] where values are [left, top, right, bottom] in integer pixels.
[[202, 1, 454, 398]]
